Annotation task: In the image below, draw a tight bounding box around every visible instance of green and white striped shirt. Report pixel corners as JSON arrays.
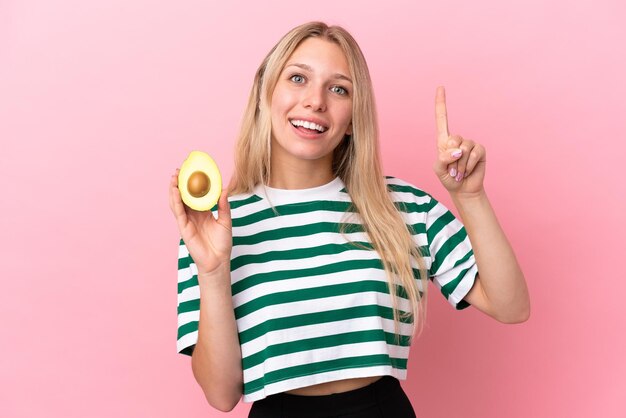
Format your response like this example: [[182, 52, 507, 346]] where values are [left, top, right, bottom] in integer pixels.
[[177, 176, 477, 403]]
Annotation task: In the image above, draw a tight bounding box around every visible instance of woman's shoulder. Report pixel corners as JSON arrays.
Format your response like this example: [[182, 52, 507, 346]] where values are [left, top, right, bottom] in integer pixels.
[[227, 190, 262, 203], [383, 176, 450, 221], [383, 176, 433, 201]]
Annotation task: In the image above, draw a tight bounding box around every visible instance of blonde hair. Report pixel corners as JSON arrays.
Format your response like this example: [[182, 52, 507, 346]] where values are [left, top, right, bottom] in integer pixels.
[[229, 22, 428, 344]]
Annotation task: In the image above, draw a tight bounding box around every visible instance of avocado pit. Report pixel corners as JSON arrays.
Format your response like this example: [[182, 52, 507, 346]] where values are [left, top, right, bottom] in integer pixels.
[[187, 170, 210, 198]]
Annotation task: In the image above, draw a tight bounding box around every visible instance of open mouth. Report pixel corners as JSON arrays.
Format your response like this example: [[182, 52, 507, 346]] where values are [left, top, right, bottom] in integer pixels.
[[289, 119, 328, 134]]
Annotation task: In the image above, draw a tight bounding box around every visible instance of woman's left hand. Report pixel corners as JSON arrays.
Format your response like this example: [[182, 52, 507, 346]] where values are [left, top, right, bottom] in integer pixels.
[[433, 86, 487, 198]]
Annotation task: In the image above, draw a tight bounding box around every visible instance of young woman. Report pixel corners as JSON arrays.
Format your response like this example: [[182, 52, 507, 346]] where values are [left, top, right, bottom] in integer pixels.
[[169, 21, 530, 418]]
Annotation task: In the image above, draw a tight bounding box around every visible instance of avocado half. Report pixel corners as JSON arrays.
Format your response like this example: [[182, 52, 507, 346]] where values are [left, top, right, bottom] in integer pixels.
[[177, 151, 222, 211]]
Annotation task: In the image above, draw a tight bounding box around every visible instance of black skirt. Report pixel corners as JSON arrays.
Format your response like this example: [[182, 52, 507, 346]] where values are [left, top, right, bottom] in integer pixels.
[[248, 375, 416, 418]]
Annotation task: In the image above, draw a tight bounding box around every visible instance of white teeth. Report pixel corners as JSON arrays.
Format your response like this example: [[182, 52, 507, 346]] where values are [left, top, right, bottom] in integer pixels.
[[290, 119, 327, 133]]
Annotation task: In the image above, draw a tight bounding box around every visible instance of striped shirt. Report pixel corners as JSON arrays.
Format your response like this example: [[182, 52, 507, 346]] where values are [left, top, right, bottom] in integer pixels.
[[176, 176, 478, 403]]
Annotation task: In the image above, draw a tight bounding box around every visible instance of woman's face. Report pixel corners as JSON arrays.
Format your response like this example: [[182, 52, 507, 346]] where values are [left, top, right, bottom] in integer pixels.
[[270, 37, 353, 171]]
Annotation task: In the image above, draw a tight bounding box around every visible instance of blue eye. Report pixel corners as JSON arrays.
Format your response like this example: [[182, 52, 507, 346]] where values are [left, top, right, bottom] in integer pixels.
[[290, 74, 305, 83], [331, 86, 348, 96]]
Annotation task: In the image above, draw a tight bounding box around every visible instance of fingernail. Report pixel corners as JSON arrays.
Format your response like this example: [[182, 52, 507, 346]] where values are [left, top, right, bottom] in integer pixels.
[[451, 150, 462, 158], [449, 167, 457, 177], [456, 172, 463, 182]]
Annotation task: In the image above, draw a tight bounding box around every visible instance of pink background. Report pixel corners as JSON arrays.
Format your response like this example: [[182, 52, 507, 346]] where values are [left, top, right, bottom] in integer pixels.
[[1, 0, 624, 417]]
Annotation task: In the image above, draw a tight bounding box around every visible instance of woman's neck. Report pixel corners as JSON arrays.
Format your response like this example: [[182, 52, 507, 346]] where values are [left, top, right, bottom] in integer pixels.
[[268, 170, 335, 190], [269, 156, 335, 190]]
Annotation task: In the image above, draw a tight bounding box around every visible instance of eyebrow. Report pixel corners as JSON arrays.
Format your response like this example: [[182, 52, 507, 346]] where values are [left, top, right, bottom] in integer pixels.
[[285, 63, 353, 84]]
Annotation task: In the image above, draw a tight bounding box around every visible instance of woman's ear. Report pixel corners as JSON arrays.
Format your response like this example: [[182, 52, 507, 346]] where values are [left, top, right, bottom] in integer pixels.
[[346, 122, 352, 135]]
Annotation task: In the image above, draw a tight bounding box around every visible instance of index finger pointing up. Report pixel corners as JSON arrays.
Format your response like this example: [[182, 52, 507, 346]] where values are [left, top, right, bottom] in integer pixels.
[[435, 86, 449, 149]]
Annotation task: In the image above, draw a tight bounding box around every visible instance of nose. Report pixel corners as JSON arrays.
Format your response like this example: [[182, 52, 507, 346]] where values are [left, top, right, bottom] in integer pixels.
[[302, 84, 326, 112]]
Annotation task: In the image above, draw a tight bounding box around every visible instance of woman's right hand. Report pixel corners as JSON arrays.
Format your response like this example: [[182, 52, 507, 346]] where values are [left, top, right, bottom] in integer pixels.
[[169, 168, 232, 280]]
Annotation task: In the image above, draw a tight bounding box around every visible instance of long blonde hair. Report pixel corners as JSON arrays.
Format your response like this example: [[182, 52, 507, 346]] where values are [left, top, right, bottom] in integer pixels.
[[229, 22, 428, 343]]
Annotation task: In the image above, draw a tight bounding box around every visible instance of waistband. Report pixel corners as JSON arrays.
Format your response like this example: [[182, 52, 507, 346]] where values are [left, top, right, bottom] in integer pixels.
[[258, 375, 401, 416]]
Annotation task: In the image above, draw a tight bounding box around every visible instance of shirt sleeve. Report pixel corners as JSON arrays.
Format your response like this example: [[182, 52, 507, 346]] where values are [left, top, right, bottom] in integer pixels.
[[176, 239, 200, 356], [425, 195, 478, 310]]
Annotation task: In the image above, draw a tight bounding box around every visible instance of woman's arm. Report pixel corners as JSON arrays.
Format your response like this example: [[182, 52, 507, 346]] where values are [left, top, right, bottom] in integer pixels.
[[192, 264, 244, 412], [169, 171, 243, 411], [451, 191, 530, 323]]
